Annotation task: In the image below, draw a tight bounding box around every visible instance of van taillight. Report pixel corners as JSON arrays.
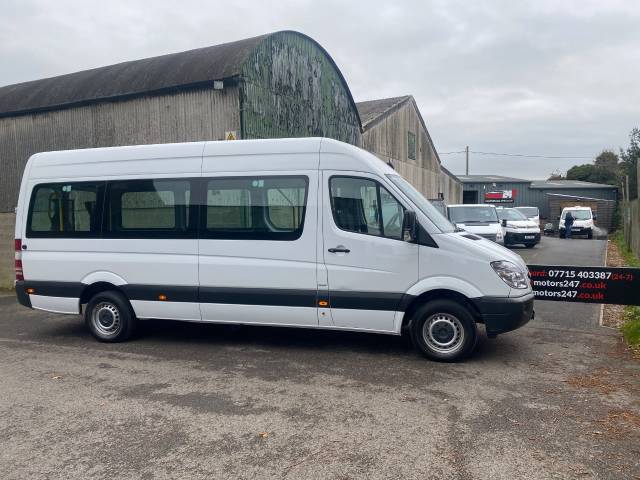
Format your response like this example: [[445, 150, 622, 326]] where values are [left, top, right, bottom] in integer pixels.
[[15, 239, 24, 281]]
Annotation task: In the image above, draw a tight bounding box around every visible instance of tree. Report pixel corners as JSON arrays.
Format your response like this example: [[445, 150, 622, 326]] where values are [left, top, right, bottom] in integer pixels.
[[620, 128, 639, 200], [594, 150, 619, 172], [566, 163, 618, 185]]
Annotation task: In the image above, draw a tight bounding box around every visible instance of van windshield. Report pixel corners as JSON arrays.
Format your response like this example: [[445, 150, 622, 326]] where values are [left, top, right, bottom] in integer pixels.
[[515, 207, 538, 217], [497, 208, 528, 221], [562, 209, 592, 220], [386, 175, 454, 232], [448, 206, 499, 224]]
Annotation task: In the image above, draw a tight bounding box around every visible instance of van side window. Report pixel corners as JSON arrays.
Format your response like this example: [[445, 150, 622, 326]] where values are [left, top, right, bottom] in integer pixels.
[[27, 183, 102, 237], [330, 177, 405, 240], [105, 179, 193, 237], [204, 176, 307, 240]]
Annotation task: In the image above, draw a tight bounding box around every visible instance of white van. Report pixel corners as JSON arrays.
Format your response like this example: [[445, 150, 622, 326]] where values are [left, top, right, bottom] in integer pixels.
[[14, 138, 533, 361], [559, 206, 595, 239], [496, 207, 541, 248], [446, 204, 504, 244], [514, 206, 540, 226]]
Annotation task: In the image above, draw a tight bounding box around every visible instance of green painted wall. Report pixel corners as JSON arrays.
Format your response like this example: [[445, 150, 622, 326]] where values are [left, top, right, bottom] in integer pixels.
[[240, 31, 361, 146]]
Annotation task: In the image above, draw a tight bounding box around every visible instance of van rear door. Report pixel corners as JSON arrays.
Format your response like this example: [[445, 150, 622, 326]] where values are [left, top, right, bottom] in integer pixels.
[[321, 171, 418, 332]]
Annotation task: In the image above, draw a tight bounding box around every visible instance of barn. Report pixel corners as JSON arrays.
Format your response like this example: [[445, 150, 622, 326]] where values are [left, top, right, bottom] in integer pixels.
[[356, 95, 462, 204], [0, 31, 463, 287], [0, 31, 365, 287]]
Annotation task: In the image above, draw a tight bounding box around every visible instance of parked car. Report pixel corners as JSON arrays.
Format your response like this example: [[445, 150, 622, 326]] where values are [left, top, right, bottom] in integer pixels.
[[515, 206, 540, 226], [446, 204, 504, 244], [14, 138, 533, 362], [558, 206, 595, 239], [496, 207, 541, 248]]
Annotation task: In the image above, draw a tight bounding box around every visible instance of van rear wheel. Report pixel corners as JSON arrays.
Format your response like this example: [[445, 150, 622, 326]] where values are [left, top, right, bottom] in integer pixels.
[[410, 299, 477, 362], [85, 290, 136, 342]]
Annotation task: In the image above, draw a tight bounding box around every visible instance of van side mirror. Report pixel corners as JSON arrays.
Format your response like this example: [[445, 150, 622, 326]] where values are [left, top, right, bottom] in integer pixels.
[[593, 214, 597, 220], [402, 210, 418, 242], [501, 219, 507, 227]]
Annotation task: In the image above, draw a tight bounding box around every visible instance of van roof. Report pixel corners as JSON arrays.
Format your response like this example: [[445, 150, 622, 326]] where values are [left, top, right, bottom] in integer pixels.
[[25, 137, 395, 180]]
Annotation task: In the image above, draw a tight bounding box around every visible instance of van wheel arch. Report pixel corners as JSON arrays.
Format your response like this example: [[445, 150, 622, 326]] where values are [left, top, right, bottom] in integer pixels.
[[401, 289, 482, 333], [79, 282, 127, 311]]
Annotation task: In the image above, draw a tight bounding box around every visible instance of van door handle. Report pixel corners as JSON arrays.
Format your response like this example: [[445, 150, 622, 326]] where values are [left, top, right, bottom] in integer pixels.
[[328, 246, 350, 253]]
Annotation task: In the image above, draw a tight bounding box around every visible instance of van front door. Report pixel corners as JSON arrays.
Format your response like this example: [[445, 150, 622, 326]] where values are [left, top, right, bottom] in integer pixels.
[[321, 171, 419, 332]]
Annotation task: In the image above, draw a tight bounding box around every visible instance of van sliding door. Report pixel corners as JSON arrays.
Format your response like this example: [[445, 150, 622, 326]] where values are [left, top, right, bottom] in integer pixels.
[[198, 165, 319, 327]]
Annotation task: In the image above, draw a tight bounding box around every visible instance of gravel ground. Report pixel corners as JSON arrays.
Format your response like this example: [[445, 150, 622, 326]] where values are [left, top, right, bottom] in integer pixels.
[[0, 236, 639, 479]]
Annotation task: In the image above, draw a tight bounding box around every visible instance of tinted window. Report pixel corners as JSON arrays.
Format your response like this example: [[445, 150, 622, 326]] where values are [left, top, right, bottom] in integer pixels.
[[105, 179, 193, 237], [205, 176, 307, 240], [330, 176, 405, 240], [27, 183, 102, 237]]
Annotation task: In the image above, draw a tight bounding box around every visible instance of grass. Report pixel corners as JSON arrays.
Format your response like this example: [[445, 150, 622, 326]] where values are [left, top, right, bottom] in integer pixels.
[[612, 231, 640, 347]]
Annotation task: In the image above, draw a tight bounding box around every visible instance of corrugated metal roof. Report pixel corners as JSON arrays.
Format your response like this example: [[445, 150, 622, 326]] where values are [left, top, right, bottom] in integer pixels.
[[530, 180, 618, 190], [458, 175, 531, 184], [356, 95, 411, 129], [0, 33, 269, 117], [545, 193, 616, 201]]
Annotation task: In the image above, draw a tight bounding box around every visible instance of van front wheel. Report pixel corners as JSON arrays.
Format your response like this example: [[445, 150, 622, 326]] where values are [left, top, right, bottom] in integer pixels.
[[410, 300, 477, 362], [85, 290, 136, 342]]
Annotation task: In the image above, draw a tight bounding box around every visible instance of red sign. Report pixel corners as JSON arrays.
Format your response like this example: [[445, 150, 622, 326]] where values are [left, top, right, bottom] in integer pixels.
[[485, 189, 517, 204]]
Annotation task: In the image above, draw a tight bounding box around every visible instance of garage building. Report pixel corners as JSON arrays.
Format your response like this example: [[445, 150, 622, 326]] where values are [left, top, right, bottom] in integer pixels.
[[459, 175, 618, 230]]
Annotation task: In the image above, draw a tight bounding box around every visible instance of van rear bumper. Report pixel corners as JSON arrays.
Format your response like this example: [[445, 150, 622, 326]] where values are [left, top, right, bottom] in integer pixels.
[[471, 293, 534, 337], [15, 281, 32, 309]]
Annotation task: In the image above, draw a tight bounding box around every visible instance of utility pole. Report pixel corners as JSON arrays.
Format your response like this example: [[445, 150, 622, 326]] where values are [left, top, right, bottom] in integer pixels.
[[465, 146, 469, 175]]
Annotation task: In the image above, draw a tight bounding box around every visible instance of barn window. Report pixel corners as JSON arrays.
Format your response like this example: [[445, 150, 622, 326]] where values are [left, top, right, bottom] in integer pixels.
[[407, 132, 416, 161]]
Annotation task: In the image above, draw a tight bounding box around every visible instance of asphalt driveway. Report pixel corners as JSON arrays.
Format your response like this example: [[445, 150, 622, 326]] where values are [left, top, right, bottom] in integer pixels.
[[0, 236, 638, 479]]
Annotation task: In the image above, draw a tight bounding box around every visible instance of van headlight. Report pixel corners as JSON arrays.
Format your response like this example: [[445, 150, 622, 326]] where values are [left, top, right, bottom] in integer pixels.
[[491, 260, 528, 289]]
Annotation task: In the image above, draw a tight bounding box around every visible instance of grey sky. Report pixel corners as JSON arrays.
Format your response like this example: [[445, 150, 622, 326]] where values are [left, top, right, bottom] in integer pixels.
[[2, 0, 639, 179]]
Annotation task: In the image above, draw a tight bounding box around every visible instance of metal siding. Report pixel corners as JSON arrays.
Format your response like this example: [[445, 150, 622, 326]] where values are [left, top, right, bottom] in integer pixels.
[[0, 87, 240, 212], [240, 31, 361, 146], [462, 182, 617, 219]]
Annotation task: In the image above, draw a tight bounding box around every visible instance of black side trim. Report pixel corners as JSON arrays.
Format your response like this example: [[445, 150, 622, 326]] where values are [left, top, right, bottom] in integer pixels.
[[121, 285, 199, 303], [200, 287, 317, 307], [329, 291, 406, 311], [21, 281, 84, 298], [17, 282, 414, 312], [15, 281, 32, 308]]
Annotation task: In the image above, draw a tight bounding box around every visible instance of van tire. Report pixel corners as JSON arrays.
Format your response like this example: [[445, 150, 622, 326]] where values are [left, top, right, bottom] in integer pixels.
[[525, 243, 536, 248], [85, 290, 137, 342], [410, 299, 477, 362]]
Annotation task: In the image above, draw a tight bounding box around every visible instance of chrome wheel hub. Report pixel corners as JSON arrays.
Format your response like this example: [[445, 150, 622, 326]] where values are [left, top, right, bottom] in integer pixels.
[[423, 313, 464, 354], [92, 302, 121, 336]]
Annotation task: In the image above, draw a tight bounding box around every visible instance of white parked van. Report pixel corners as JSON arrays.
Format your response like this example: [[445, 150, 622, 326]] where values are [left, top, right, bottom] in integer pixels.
[[559, 206, 595, 239], [446, 204, 504, 244], [496, 207, 541, 248], [14, 138, 533, 361], [515, 206, 540, 226]]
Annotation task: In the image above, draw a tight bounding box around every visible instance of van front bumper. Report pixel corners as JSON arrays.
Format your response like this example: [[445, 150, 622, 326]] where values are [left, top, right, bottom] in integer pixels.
[[471, 293, 534, 337]]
